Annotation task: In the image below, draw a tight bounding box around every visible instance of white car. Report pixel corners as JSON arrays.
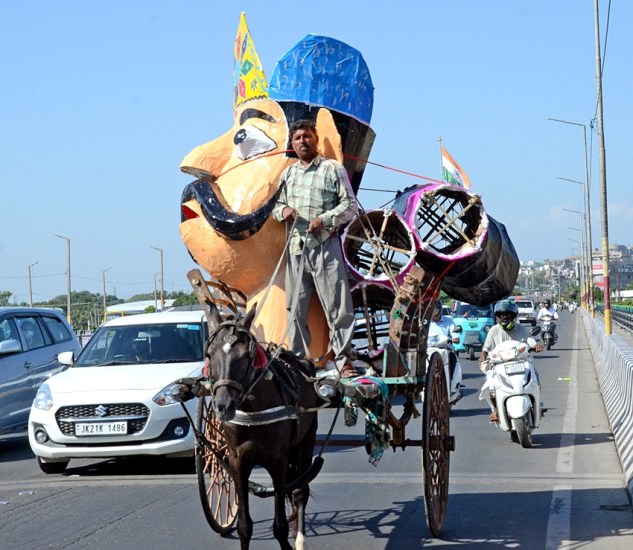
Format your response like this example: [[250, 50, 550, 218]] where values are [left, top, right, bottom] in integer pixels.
[[515, 299, 537, 326], [28, 310, 207, 474]]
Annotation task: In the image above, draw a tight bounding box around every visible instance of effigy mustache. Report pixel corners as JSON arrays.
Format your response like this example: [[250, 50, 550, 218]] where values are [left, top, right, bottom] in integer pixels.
[[181, 179, 282, 241]]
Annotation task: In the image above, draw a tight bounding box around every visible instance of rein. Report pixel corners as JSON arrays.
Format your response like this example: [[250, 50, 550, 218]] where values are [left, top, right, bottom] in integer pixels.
[[208, 320, 262, 406]]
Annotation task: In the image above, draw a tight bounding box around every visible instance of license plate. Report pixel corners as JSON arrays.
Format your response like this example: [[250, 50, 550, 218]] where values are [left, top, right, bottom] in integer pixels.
[[75, 421, 128, 436], [505, 364, 526, 374]]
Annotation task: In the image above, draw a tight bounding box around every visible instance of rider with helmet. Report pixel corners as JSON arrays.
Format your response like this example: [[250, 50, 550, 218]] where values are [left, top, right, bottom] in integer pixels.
[[537, 298, 559, 344], [479, 299, 543, 422]]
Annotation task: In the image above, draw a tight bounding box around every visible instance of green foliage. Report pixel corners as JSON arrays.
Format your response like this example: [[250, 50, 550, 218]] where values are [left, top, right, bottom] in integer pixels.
[[0, 290, 13, 306], [172, 291, 199, 307], [593, 286, 604, 302]]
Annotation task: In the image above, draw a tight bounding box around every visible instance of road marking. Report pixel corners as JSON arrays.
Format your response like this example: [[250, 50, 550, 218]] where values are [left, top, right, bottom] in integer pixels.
[[545, 319, 579, 549]]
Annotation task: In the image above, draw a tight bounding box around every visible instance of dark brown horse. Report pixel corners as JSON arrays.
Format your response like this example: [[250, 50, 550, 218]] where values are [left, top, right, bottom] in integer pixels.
[[205, 301, 322, 550]]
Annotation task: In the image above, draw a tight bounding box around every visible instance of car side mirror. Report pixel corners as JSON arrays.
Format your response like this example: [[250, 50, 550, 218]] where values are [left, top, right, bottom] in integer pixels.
[[58, 350, 75, 366], [0, 339, 21, 355]]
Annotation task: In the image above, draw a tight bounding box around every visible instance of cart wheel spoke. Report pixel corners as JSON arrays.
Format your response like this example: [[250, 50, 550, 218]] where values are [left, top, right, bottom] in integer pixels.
[[195, 396, 238, 533], [422, 354, 451, 537]]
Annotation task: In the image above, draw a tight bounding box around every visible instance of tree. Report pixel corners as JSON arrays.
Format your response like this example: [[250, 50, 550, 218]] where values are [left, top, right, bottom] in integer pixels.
[[0, 290, 12, 306], [172, 291, 199, 307], [593, 286, 604, 302]]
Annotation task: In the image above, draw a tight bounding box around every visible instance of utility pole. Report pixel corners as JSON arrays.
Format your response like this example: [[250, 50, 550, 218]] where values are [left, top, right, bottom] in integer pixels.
[[153, 272, 159, 311], [102, 268, 110, 324], [28, 261, 39, 307], [151, 246, 164, 310], [55, 234, 72, 324], [594, 0, 611, 335]]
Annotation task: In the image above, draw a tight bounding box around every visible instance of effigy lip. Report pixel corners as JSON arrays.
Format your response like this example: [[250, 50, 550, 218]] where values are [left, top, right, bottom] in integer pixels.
[[181, 179, 282, 241]]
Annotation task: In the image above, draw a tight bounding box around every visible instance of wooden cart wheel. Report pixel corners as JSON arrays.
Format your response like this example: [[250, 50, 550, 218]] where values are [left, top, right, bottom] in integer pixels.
[[422, 353, 451, 537], [195, 396, 238, 533]]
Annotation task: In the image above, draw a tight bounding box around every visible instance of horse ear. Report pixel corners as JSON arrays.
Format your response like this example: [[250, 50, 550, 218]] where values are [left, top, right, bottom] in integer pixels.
[[205, 300, 222, 332], [243, 302, 257, 331]]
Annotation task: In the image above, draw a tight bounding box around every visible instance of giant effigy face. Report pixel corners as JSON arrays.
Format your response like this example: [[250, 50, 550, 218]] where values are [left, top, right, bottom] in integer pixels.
[[179, 13, 375, 350]]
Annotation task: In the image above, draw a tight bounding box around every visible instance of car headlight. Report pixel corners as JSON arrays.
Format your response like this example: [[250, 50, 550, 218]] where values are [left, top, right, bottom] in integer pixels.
[[33, 383, 54, 411], [153, 382, 188, 406]]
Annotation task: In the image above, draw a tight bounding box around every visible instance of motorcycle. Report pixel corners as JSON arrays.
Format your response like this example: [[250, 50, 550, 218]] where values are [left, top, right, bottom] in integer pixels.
[[539, 315, 557, 350], [426, 324, 463, 407], [479, 333, 542, 448]]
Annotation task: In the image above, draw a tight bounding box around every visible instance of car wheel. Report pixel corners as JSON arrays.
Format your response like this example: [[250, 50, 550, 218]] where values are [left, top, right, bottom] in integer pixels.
[[37, 457, 69, 474]]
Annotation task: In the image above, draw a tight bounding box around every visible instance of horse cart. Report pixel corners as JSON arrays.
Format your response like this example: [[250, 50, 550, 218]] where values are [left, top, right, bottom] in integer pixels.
[[181, 258, 454, 540], [174, 183, 518, 546]]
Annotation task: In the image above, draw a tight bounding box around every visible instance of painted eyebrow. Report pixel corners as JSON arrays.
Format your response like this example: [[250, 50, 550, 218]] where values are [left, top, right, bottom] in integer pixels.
[[239, 108, 277, 125]]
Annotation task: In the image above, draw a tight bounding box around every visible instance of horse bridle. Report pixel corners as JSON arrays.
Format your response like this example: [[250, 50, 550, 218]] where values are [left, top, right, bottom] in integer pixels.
[[206, 320, 260, 405]]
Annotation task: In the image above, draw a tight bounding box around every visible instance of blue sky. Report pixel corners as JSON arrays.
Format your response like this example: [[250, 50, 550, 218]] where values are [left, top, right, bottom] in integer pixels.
[[1, 1, 631, 303]]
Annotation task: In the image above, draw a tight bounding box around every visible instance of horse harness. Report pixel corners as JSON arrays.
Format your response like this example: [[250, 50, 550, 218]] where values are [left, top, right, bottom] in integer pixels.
[[206, 320, 323, 427]]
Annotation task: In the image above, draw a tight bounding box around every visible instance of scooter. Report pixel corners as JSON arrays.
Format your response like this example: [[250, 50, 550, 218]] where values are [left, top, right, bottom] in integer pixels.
[[479, 333, 542, 447], [539, 315, 557, 350], [426, 325, 463, 407], [569, 303, 576, 314]]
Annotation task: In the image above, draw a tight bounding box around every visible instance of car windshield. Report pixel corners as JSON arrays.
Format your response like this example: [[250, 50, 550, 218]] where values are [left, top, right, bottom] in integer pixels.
[[454, 304, 493, 318], [74, 321, 204, 367], [516, 301, 534, 309]]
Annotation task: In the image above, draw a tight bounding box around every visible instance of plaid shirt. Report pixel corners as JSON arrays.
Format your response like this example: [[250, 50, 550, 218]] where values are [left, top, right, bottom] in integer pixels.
[[273, 155, 357, 254]]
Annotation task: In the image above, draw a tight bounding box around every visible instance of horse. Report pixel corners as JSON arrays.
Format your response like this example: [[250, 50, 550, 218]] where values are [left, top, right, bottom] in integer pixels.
[[204, 301, 322, 550]]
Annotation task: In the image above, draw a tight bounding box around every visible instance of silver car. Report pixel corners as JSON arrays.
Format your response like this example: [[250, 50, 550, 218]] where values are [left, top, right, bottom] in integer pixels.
[[0, 307, 81, 435]]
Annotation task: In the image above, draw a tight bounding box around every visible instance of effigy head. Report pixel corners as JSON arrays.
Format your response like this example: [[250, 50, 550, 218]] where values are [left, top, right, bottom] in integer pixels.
[[179, 13, 375, 296]]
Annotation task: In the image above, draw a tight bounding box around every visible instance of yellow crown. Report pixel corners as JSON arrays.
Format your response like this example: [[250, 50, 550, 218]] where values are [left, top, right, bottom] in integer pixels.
[[233, 12, 269, 112]]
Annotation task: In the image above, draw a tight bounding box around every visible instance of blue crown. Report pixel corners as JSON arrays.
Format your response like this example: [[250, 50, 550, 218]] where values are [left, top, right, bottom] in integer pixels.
[[269, 34, 374, 125]]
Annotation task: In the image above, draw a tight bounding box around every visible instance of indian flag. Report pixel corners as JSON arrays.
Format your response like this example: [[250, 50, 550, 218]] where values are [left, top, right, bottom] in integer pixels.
[[441, 146, 471, 188]]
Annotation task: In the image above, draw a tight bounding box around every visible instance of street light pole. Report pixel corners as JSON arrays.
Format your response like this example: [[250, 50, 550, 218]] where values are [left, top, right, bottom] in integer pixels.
[[153, 272, 159, 311], [55, 234, 72, 325], [558, 176, 592, 312], [547, 117, 594, 318], [150, 246, 164, 310], [102, 268, 110, 324], [567, 230, 584, 303], [28, 261, 39, 307]]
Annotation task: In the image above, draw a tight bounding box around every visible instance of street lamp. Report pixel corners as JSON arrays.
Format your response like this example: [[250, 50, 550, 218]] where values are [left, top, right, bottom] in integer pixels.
[[150, 246, 164, 310], [547, 117, 594, 318], [55, 234, 72, 325], [563, 208, 593, 310], [153, 272, 159, 311], [102, 268, 110, 324], [558, 176, 593, 313], [566, 226, 585, 306], [28, 261, 39, 307]]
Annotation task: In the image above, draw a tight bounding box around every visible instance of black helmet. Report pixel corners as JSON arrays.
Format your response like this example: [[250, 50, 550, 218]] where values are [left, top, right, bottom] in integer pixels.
[[494, 300, 518, 330], [543, 299, 551, 307]]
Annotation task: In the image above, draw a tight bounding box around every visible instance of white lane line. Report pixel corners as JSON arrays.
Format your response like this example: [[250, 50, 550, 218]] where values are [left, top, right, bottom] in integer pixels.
[[545, 317, 579, 549]]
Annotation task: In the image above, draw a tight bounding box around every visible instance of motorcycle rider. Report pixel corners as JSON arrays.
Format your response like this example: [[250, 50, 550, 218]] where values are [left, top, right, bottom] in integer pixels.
[[479, 300, 543, 422], [429, 301, 458, 381], [537, 298, 559, 342], [430, 301, 455, 337]]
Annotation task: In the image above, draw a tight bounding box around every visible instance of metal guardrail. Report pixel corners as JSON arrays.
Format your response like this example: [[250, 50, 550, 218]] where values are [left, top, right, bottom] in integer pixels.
[[593, 304, 633, 333]]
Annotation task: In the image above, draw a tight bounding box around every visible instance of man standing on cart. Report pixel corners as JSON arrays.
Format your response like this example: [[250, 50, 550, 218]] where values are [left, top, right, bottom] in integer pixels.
[[273, 119, 358, 376]]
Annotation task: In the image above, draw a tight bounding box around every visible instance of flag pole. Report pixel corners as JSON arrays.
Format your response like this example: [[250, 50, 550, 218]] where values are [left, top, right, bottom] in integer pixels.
[[438, 136, 444, 182]]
